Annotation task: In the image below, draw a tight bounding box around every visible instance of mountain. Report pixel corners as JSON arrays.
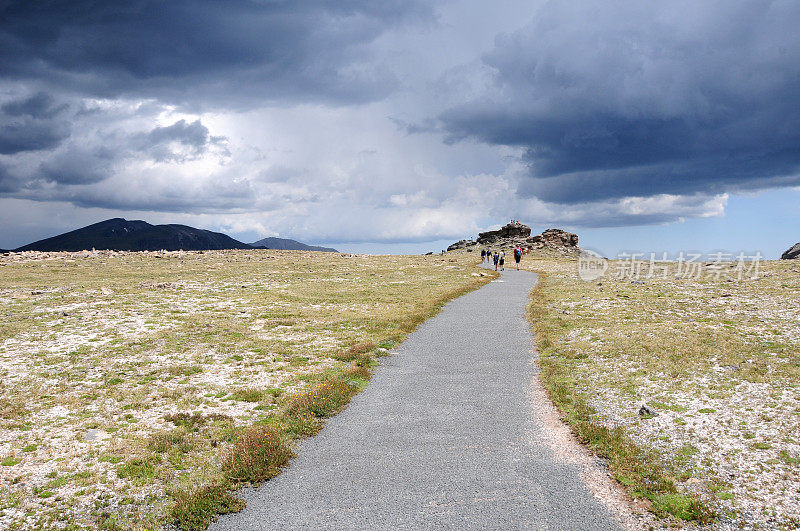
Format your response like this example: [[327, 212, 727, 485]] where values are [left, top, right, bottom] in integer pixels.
[[14, 218, 252, 252], [250, 237, 337, 253]]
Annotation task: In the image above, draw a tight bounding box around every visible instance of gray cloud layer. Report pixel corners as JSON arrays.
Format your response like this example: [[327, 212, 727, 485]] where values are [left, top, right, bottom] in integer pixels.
[[0, 0, 435, 107], [440, 0, 800, 203], [1, 0, 799, 246], [0, 92, 71, 154]]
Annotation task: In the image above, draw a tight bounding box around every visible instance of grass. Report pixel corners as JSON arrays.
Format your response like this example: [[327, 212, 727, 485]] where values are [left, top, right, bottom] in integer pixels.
[[1, 456, 22, 467], [528, 269, 714, 523], [221, 426, 295, 483], [284, 378, 360, 419], [229, 388, 265, 403], [169, 368, 373, 528], [0, 249, 495, 528], [116, 458, 156, 480], [169, 485, 245, 531], [522, 255, 800, 527], [148, 428, 194, 453]]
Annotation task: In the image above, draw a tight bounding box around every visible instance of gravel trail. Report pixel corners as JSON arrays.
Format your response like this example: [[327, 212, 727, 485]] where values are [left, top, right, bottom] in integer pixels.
[[212, 267, 620, 530]]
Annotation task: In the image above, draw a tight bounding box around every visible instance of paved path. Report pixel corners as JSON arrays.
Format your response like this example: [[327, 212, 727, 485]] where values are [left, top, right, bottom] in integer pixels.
[[212, 267, 619, 530]]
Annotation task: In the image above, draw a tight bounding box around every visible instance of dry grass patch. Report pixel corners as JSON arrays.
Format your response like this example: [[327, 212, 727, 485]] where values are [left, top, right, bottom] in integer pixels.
[[0, 249, 493, 529], [523, 255, 800, 528]]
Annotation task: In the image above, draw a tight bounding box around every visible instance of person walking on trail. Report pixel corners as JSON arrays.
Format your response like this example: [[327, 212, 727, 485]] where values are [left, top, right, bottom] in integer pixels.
[[481, 249, 486, 262], [513, 245, 522, 271], [493, 251, 499, 271], [499, 251, 505, 271]]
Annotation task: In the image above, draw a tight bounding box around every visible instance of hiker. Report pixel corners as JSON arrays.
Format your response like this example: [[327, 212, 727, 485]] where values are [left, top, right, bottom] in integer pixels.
[[493, 251, 499, 271], [513, 245, 522, 270], [480, 248, 486, 262], [499, 250, 505, 271]]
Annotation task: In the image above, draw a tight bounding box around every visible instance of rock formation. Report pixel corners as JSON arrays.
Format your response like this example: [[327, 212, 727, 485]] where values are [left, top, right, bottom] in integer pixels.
[[453, 221, 580, 254], [446, 239, 477, 252], [781, 243, 800, 260], [477, 221, 531, 244], [533, 228, 579, 248]]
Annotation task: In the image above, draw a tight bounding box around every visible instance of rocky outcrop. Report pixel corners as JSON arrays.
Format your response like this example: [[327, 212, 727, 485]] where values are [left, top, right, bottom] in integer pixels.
[[781, 243, 800, 260], [524, 228, 580, 253], [451, 221, 580, 254], [532, 228, 579, 248], [477, 221, 531, 244], [447, 239, 476, 251]]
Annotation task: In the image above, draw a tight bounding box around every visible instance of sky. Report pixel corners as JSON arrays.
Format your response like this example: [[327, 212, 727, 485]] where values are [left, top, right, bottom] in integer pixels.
[[1, 0, 798, 257]]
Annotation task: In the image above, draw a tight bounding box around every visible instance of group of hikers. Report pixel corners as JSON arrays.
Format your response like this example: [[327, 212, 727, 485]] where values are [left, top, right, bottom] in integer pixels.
[[481, 246, 523, 271]]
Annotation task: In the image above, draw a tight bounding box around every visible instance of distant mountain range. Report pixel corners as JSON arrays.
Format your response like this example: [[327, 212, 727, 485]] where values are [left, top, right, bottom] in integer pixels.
[[250, 237, 337, 253], [9, 218, 337, 253]]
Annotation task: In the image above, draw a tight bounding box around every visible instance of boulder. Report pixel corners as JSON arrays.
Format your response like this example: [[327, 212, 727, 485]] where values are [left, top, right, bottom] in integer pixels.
[[541, 228, 579, 248], [638, 404, 658, 417], [446, 239, 476, 252], [781, 242, 800, 260]]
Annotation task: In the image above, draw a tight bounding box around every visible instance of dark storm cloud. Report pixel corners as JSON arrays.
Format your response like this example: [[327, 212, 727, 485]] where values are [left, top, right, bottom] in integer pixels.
[[0, 0, 436, 107], [49, 168, 261, 213], [0, 162, 15, 193], [439, 0, 800, 203], [0, 92, 70, 154], [1, 92, 69, 119], [0, 120, 70, 155], [37, 145, 117, 186]]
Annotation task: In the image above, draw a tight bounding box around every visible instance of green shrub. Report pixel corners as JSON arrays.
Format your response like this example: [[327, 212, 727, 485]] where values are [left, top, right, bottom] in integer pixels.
[[222, 426, 294, 483], [285, 379, 358, 418], [651, 493, 713, 521], [169, 484, 245, 530]]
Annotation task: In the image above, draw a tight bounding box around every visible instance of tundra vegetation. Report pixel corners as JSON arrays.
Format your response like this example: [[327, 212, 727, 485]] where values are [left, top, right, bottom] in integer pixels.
[[0, 249, 492, 529], [523, 255, 800, 528]]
